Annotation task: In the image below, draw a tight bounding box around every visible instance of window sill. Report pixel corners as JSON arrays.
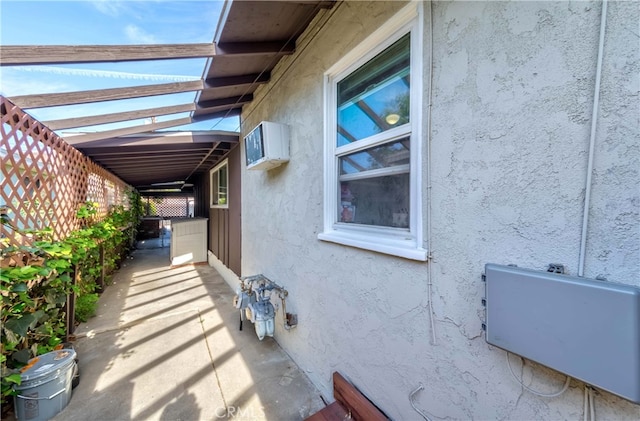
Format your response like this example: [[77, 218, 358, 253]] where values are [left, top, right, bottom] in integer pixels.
[[318, 229, 428, 261]]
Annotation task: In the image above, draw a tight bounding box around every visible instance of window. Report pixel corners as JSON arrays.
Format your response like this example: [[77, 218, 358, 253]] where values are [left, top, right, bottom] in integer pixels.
[[319, 2, 426, 261], [210, 159, 228, 208]]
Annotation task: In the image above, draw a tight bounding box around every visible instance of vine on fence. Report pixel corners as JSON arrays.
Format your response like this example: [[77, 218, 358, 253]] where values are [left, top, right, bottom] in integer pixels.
[[0, 194, 141, 405]]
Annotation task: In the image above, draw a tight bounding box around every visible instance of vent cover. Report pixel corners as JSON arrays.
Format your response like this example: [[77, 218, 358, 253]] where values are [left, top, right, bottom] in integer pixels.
[[484, 263, 640, 403]]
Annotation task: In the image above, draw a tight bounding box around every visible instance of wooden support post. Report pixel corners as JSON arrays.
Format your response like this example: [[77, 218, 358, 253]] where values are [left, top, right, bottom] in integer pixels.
[[130, 224, 136, 250], [65, 265, 79, 340], [98, 243, 106, 292]]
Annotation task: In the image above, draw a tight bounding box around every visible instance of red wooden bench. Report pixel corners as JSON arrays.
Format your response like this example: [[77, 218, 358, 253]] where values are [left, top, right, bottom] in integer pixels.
[[305, 372, 388, 421]]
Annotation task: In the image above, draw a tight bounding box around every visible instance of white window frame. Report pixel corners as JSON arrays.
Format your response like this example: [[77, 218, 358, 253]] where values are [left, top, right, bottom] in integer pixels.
[[210, 159, 229, 208], [318, 2, 427, 261]]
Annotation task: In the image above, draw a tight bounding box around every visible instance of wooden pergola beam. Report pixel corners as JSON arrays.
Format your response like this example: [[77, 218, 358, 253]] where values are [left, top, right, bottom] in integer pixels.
[[68, 133, 238, 148], [193, 107, 242, 120], [197, 95, 253, 110], [187, 141, 222, 180], [0, 43, 217, 66], [294, 0, 336, 6], [136, 183, 188, 189], [110, 165, 201, 173], [136, 191, 195, 197], [1, 40, 297, 67], [95, 150, 217, 160], [205, 72, 270, 88], [215, 41, 294, 56], [8, 80, 204, 109], [43, 103, 196, 130], [97, 157, 210, 165], [64, 117, 192, 144], [73, 148, 211, 156], [71, 144, 214, 154]]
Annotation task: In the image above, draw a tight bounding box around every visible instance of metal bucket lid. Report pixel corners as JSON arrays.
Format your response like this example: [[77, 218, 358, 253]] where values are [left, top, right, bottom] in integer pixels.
[[19, 349, 77, 383]]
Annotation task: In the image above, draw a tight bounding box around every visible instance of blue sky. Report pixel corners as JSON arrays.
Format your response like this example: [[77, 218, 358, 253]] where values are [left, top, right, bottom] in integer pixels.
[[0, 0, 241, 133]]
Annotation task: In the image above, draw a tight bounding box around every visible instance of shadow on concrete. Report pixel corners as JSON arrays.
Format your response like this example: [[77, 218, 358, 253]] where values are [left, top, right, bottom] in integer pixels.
[[160, 390, 201, 421], [50, 244, 324, 421]]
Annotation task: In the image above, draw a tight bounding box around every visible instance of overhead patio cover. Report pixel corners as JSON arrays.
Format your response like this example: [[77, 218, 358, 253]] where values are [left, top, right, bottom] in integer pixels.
[[1, 1, 336, 190]]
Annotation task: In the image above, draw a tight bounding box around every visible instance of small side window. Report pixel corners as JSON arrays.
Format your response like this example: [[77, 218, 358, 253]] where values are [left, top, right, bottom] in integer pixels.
[[210, 160, 228, 208]]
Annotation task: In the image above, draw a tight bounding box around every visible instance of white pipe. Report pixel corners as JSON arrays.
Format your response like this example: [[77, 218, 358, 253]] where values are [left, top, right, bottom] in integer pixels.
[[578, 0, 608, 277], [590, 387, 596, 421], [409, 384, 432, 421], [584, 386, 589, 421], [425, 0, 437, 346], [583, 385, 597, 421]]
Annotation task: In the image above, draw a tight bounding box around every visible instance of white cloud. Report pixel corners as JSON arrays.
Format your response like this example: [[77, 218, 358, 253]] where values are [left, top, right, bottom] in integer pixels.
[[124, 24, 157, 44], [12, 66, 199, 83], [0, 69, 72, 96], [91, 0, 127, 17]]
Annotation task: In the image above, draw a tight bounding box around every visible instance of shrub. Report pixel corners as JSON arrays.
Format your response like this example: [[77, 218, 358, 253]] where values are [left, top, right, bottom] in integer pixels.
[[1, 200, 139, 405], [75, 293, 99, 323]]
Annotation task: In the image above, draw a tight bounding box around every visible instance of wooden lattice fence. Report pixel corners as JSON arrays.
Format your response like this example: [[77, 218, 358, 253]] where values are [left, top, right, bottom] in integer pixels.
[[1, 96, 131, 246], [142, 196, 194, 218]]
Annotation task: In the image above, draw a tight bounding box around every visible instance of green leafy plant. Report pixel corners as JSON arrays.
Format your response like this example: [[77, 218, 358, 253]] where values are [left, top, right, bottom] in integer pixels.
[[1, 234, 73, 404], [75, 293, 99, 323], [1, 199, 139, 405]]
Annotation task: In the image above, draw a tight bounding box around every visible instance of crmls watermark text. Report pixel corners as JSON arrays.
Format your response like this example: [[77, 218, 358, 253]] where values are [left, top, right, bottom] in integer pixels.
[[214, 406, 265, 419]]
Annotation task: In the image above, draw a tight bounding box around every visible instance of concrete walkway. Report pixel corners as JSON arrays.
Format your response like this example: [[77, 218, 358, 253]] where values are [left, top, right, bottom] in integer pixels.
[[51, 244, 325, 421]]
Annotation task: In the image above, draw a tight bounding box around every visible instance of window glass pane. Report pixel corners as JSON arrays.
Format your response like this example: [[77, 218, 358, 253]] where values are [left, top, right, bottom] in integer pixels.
[[211, 163, 228, 206], [337, 34, 410, 146], [339, 173, 409, 228], [340, 138, 410, 175], [217, 165, 227, 205], [212, 173, 218, 193], [211, 172, 219, 205]]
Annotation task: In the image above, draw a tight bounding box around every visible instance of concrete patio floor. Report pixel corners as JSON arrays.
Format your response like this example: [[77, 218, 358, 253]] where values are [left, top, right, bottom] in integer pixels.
[[48, 241, 325, 421]]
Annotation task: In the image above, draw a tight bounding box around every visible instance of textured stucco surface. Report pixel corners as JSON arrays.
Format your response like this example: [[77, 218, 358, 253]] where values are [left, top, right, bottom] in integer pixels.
[[239, 1, 639, 419]]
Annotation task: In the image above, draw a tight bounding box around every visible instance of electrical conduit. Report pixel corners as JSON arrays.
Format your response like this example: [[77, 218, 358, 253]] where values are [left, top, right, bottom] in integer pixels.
[[578, 0, 608, 277]]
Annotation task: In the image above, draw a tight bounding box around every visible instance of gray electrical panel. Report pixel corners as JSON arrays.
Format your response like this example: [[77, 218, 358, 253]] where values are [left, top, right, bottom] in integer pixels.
[[484, 263, 640, 404]]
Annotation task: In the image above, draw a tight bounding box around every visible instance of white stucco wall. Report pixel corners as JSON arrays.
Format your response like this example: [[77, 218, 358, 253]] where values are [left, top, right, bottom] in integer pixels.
[[240, 1, 639, 419]]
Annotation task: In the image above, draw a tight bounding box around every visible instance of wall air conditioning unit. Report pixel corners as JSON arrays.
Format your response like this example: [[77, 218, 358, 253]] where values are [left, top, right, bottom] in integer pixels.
[[244, 121, 289, 171]]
